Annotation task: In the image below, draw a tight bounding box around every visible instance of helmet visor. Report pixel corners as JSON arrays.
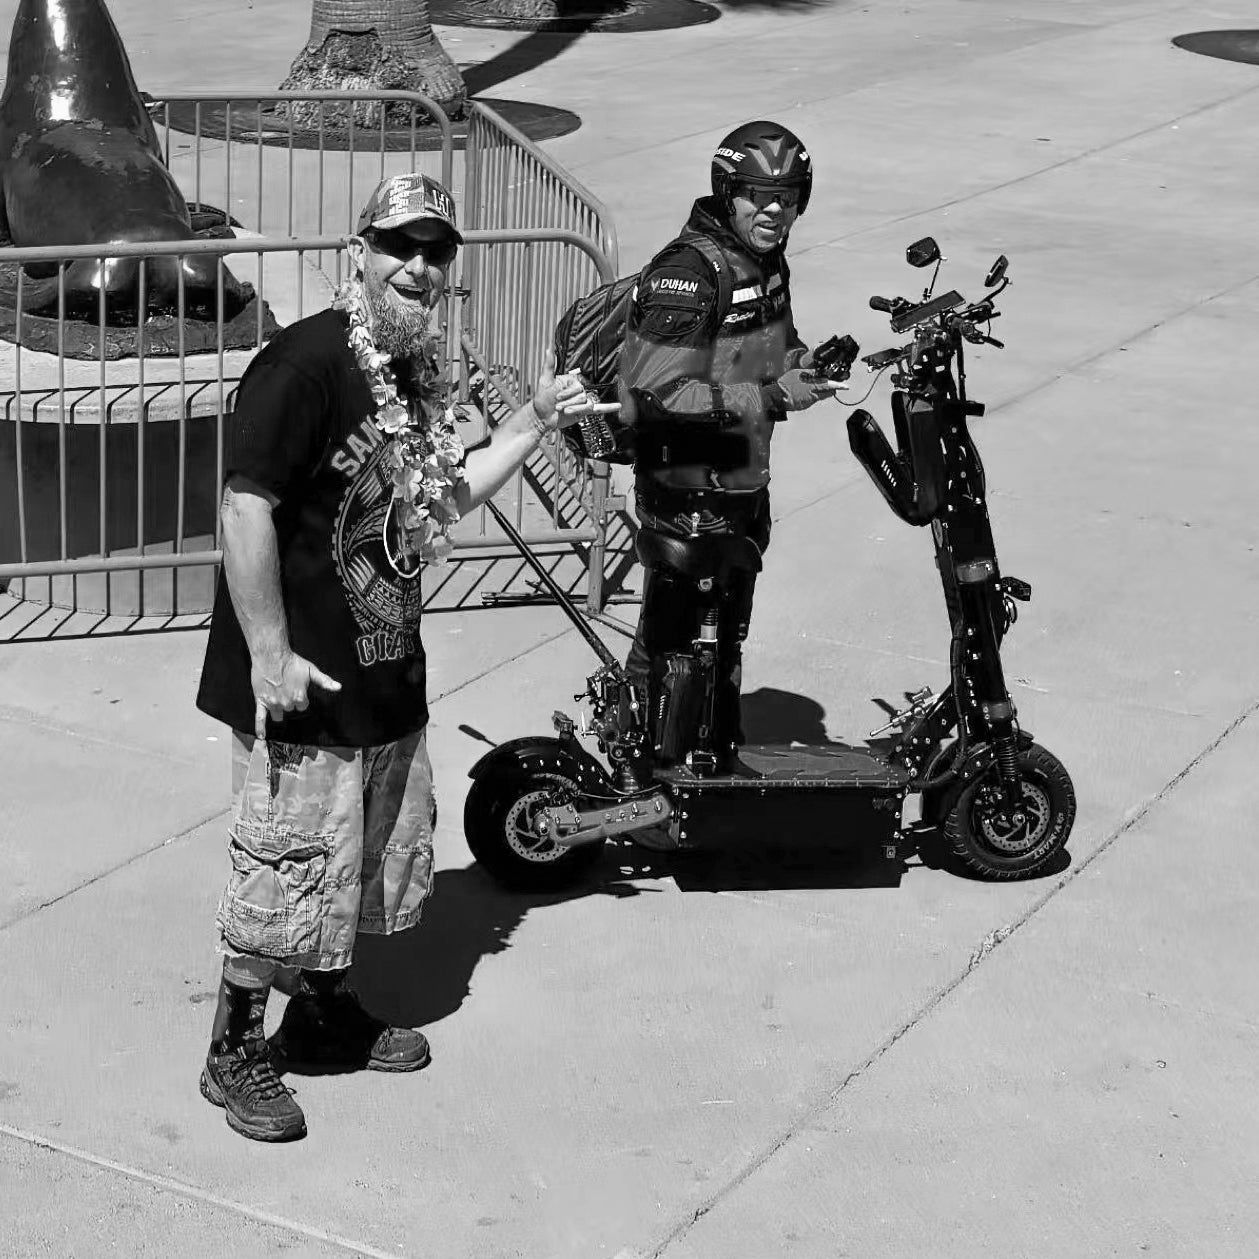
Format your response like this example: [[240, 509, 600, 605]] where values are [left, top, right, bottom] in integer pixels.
[[731, 181, 803, 211]]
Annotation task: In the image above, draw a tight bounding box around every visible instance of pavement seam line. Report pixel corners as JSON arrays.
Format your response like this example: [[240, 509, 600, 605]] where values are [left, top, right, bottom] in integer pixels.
[[647, 697, 1259, 1257], [0, 1123, 405, 1259], [0, 703, 199, 768], [0, 806, 231, 935], [982, 271, 1259, 419]]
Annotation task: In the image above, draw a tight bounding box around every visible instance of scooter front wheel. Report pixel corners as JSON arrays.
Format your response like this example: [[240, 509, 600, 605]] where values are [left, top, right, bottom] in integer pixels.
[[464, 762, 607, 891], [942, 742, 1075, 880]]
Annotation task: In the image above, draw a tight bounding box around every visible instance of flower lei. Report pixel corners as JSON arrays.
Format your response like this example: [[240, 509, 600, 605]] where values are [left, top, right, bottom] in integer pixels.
[[333, 279, 466, 572]]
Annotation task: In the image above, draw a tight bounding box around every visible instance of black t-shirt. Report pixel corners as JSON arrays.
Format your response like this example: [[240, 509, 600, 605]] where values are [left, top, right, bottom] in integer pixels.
[[196, 308, 434, 747]]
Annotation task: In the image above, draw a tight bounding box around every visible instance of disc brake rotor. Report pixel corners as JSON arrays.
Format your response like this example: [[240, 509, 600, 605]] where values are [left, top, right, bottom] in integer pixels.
[[977, 779, 1051, 854], [504, 785, 574, 864]]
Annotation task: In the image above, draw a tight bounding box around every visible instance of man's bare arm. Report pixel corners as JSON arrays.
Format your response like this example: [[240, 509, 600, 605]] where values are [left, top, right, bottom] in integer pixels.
[[457, 402, 547, 513], [456, 351, 589, 513], [220, 475, 288, 669], [220, 474, 340, 736]]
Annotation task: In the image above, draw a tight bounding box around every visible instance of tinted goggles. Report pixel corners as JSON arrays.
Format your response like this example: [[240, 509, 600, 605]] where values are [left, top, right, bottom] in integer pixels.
[[733, 183, 802, 211], [366, 227, 460, 268]]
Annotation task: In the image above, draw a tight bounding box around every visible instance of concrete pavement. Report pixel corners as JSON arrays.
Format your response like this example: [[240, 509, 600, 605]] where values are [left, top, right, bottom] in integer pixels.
[[2, 0, 1258, 1255]]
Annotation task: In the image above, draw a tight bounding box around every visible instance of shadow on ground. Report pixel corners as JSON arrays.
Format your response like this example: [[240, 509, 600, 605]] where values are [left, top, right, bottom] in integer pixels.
[[346, 682, 1070, 1031], [464, 30, 596, 96], [349, 847, 905, 1035]]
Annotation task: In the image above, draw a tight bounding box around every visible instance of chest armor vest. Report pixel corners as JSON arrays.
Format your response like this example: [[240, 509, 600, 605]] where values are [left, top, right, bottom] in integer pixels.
[[717, 256, 792, 374], [703, 252, 792, 492]]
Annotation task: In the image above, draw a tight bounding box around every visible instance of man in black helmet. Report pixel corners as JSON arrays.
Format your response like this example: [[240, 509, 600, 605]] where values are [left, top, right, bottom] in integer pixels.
[[620, 119, 843, 772]]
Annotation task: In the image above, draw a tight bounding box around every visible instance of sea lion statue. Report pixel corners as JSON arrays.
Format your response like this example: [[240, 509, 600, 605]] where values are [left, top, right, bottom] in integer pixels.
[[0, 0, 246, 317]]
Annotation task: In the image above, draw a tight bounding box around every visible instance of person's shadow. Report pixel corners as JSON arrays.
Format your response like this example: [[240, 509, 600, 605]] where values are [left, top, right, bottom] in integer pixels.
[[741, 684, 837, 746], [346, 863, 650, 1030]]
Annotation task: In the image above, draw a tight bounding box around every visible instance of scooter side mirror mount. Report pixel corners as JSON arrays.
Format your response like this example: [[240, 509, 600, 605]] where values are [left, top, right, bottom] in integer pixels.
[[906, 237, 941, 268]]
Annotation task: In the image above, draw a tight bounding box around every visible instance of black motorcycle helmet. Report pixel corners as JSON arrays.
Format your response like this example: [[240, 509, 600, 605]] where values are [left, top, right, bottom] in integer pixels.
[[711, 120, 813, 217]]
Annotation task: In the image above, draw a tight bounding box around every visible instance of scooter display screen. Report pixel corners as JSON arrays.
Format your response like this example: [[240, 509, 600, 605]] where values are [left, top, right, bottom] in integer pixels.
[[891, 289, 964, 334]]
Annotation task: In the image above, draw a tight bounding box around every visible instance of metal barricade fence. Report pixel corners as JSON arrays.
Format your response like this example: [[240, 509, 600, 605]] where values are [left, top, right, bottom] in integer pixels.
[[453, 229, 617, 613], [145, 91, 455, 241], [0, 237, 339, 617], [459, 104, 622, 613], [0, 92, 623, 619], [464, 103, 617, 267], [0, 230, 615, 616]]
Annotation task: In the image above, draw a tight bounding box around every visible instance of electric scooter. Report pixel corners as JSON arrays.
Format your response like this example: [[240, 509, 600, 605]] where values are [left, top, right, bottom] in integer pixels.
[[465, 238, 1076, 889]]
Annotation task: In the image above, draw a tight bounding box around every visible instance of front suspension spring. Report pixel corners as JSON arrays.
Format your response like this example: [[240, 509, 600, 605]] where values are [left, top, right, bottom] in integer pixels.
[[995, 733, 1020, 784]]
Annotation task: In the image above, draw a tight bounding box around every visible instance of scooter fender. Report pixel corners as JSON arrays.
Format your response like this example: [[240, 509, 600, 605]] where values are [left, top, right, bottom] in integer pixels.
[[467, 735, 613, 796]]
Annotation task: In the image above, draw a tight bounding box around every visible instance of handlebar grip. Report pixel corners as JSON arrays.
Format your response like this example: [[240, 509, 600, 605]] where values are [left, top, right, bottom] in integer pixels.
[[869, 296, 895, 313]]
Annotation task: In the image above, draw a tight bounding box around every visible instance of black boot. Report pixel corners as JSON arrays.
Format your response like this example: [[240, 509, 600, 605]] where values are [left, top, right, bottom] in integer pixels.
[[271, 969, 430, 1074], [200, 981, 306, 1142]]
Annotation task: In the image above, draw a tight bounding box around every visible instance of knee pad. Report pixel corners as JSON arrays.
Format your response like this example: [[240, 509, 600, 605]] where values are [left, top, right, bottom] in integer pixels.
[[655, 650, 713, 762]]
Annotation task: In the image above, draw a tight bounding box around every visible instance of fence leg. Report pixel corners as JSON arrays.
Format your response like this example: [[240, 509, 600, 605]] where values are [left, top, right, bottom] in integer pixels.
[[585, 459, 609, 615]]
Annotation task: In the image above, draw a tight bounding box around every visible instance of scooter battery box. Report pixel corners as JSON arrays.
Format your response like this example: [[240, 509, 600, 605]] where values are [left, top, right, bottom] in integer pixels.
[[657, 744, 909, 849]]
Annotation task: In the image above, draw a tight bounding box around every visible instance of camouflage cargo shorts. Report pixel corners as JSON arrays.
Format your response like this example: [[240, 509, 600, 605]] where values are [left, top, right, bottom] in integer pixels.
[[215, 728, 436, 971]]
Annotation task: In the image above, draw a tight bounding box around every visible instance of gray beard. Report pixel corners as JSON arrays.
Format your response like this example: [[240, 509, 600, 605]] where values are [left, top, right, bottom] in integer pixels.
[[361, 268, 437, 366]]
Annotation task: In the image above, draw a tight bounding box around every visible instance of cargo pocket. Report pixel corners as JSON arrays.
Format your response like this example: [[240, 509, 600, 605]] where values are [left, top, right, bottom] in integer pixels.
[[216, 819, 334, 960], [388, 839, 435, 927], [639, 301, 708, 340]]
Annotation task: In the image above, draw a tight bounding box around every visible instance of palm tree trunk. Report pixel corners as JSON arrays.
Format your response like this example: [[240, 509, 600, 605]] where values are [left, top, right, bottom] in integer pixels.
[[281, 0, 466, 126]]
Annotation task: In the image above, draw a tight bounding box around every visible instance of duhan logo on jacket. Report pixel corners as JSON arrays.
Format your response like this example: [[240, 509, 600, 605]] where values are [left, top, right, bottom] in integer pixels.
[[653, 276, 700, 297]]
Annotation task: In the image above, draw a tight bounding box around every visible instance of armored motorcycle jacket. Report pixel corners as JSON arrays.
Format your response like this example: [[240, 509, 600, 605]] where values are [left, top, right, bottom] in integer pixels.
[[619, 196, 808, 499]]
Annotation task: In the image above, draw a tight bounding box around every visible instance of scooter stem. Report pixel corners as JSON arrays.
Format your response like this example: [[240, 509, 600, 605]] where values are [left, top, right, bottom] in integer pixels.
[[481, 498, 623, 672]]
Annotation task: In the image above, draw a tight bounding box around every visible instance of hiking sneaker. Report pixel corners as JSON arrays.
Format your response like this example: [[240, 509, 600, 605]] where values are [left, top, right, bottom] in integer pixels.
[[271, 988, 431, 1074], [200, 1042, 306, 1142]]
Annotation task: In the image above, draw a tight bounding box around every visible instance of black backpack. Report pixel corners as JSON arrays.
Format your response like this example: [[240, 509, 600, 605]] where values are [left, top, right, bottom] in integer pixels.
[[553, 232, 734, 464]]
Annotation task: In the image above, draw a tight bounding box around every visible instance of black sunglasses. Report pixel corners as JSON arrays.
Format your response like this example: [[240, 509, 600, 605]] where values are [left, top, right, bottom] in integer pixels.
[[366, 227, 459, 268], [733, 183, 801, 211]]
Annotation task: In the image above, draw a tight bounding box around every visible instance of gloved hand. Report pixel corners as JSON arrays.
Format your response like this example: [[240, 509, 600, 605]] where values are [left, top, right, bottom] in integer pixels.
[[804, 333, 859, 382], [770, 366, 846, 412]]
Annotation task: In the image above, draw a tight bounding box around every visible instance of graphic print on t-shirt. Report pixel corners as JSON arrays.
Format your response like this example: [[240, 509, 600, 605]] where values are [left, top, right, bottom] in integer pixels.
[[330, 417, 423, 668]]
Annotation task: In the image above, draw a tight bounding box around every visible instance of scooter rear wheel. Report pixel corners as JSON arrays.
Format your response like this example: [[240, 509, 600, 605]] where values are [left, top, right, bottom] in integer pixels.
[[942, 742, 1075, 880], [464, 764, 607, 891]]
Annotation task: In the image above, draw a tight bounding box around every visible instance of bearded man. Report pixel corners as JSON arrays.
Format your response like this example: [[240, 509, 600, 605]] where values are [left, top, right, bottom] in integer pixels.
[[194, 173, 595, 1142]]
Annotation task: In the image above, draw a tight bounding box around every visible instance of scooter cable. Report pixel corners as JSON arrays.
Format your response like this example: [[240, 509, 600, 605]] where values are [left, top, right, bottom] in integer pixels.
[[832, 364, 891, 409], [912, 620, 972, 791]]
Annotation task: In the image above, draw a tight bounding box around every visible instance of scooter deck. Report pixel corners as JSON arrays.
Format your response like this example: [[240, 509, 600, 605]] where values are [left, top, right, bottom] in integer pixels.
[[653, 744, 909, 849], [654, 743, 911, 790]]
